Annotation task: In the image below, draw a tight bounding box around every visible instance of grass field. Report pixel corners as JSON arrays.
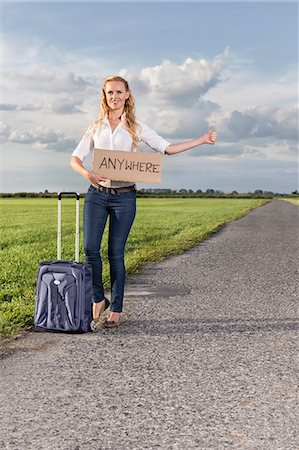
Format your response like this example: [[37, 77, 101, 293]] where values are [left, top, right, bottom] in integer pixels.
[[280, 198, 299, 206], [0, 197, 268, 336]]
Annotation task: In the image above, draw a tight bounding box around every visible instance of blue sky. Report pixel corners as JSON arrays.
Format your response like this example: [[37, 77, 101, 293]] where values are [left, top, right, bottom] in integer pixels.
[[1, 1, 298, 193]]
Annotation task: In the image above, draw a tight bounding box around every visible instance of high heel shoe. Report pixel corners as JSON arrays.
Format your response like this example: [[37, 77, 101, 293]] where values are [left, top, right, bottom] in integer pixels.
[[90, 297, 110, 332], [103, 317, 121, 328]]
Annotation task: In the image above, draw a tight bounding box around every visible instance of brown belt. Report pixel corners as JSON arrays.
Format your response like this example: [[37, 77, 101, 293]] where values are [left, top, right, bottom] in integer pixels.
[[96, 184, 136, 195]]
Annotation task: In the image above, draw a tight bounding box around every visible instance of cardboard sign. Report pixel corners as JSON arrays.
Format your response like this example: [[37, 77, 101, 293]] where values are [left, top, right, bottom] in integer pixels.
[[92, 148, 163, 183]]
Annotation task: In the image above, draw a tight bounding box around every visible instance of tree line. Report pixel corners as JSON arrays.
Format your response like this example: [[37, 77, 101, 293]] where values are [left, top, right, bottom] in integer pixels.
[[1, 189, 298, 199]]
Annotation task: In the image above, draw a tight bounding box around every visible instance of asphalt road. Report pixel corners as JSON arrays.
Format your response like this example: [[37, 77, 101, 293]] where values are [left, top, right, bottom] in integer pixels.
[[0, 200, 298, 450]]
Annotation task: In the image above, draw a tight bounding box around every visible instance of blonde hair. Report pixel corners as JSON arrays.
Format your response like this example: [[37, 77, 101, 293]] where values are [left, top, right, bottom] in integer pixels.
[[85, 75, 140, 150]]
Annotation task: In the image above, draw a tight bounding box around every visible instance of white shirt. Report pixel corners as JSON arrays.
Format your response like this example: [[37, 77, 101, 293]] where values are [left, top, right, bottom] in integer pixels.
[[72, 113, 171, 188]]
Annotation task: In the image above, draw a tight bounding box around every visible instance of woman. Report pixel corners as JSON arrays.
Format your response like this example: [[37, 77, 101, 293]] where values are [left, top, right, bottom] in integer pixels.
[[70, 75, 218, 330]]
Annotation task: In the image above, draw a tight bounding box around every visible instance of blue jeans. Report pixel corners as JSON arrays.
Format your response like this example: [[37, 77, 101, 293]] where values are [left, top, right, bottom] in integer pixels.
[[83, 185, 136, 312]]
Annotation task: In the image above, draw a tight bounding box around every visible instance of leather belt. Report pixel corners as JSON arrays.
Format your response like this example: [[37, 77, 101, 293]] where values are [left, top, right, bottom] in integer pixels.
[[96, 184, 136, 195]]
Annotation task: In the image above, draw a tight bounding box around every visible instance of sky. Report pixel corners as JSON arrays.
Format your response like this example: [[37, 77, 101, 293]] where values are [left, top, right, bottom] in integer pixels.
[[1, 1, 298, 193]]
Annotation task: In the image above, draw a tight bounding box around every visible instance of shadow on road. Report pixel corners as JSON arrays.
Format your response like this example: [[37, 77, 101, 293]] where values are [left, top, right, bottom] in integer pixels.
[[118, 316, 299, 335]]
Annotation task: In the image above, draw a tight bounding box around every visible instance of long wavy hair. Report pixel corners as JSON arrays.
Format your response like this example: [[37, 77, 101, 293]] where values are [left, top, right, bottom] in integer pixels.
[[85, 75, 140, 150]]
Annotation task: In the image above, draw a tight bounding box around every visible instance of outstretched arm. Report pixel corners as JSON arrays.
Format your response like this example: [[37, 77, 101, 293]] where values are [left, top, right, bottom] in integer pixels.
[[165, 128, 218, 155]]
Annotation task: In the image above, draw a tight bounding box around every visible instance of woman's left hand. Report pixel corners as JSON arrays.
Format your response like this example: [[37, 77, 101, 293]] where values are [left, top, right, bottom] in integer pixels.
[[201, 128, 218, 145]]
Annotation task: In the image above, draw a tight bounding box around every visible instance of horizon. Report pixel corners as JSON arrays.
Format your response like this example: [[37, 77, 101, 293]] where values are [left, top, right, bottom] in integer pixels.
[[1, 187, 296, 196]]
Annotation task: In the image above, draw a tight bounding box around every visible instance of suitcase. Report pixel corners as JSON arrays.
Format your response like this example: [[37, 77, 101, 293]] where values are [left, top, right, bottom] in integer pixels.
[[34, 192, 93, 333]]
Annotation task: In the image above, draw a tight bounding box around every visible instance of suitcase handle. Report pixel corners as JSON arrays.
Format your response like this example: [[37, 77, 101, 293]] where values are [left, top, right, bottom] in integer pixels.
[[57, 192, 80, 263], [45, 260, 80, 266], [58, 192, 80, 200]]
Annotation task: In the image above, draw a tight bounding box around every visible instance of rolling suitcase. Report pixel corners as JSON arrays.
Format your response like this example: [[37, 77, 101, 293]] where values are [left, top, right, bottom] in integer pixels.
[[34, 192, 93, 333]]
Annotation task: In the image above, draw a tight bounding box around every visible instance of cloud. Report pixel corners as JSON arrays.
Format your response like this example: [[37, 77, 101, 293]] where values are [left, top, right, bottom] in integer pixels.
[[228, 110, 256, 139], [1, 98, 85, 115], [139, 99, 219, 139], [205, 66, 298, 111], [5, 125, 76, 152], [44, 97, 84, 114], [7, 69, 94, 94], [0, 103, 19, 111], [211, 104, 298, 143], [188, 142, 267, 159], [2, 44, 297, 164], [137, 48, 230, 107], [0, 122, 11, 142], [0, 103, 43, 111]]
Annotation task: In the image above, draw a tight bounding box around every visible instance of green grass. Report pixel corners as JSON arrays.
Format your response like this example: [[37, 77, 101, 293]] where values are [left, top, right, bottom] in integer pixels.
[[280, 198, 299, 206], [0, 197, 268, 336]]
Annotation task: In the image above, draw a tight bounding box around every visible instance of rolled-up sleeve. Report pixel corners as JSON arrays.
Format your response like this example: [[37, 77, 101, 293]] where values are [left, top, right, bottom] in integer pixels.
[[138, 121, 171, 155], [72, 125, 94, 162]]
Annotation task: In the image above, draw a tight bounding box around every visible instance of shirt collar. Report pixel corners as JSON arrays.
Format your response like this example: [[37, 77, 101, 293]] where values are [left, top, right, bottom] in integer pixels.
[[103, 111, 126, 124]]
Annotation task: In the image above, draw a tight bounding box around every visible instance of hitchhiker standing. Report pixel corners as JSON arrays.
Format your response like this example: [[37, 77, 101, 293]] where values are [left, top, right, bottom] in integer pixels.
[[70, 75, 218, 330]]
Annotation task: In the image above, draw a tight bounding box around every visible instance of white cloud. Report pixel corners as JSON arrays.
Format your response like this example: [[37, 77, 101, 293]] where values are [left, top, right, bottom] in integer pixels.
[[139, 100, 217, 139], [127, 48, 229, 107], [2, 37, 116, 80], [1, 98, 85, 115], [6, 125, 76, 152], [7, 69, 94, 94], [44, 97, 84, 114], [0, 122, 11, 142], [205, 67, 298, 110], [209, 104, 298, 143], [2, 42, 297, 169]]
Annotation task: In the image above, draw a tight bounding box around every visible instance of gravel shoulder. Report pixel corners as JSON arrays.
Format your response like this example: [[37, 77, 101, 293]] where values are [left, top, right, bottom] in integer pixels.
[[1, 200, 298, 450]]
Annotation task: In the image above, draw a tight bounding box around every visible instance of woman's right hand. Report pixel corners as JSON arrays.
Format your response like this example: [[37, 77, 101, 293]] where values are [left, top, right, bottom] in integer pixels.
[[86, 170, 107, 186], [70, 157, 107, 185]]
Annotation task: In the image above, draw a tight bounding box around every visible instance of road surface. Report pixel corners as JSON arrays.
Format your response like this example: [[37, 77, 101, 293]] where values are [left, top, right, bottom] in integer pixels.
[[0, 200, 298, 449]]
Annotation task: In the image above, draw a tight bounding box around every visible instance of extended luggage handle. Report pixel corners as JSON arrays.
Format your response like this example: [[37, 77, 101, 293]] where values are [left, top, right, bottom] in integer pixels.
[[57, 192, 80, 263]]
